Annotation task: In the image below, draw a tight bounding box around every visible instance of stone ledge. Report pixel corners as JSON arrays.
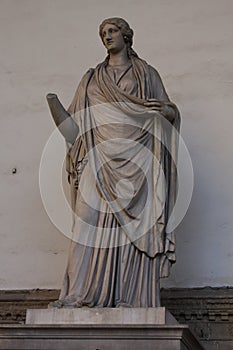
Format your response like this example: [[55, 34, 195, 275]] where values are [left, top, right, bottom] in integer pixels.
[[0, 324, 204, 350]]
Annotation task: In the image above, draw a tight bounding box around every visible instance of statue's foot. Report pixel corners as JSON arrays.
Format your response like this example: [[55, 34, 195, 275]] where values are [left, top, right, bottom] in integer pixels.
[[48, 298, 84, 308], [48, 300, 63, 308]]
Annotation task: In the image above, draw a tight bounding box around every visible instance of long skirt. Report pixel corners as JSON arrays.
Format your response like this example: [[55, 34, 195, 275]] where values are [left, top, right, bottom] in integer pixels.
[[54, 162, 161, 308], [58, 229, 161, 308]]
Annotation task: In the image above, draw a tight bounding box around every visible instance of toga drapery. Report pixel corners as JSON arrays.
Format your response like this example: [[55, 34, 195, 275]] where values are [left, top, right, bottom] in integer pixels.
[[57, 57, 180, 307]]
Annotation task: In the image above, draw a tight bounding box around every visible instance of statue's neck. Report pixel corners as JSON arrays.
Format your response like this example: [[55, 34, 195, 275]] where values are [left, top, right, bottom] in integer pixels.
[[108, 48, 130, 67]]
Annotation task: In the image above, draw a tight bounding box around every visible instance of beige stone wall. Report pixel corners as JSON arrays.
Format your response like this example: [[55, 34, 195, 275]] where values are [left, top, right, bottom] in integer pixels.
[[0, 0, 233, 289]]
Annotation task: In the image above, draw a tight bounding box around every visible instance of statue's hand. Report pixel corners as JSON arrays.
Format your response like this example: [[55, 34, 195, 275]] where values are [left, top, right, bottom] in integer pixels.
[[144, 98, 165, 113], [144, 99, 174, 122]]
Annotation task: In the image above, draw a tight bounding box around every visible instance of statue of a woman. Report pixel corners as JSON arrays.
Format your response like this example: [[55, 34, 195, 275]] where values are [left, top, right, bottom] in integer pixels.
[[47, 17, 180, 308]]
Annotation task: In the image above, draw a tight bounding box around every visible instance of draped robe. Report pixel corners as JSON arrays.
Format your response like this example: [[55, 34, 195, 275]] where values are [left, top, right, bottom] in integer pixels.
[[57, 57, 180, 308]]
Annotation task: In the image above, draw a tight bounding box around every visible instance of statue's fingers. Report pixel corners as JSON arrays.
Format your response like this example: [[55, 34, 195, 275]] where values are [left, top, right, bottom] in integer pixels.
[[147, 109, 162, 115], [144, 101, 161, 107], [147, 109, 157, 114], [146, 107, 162, 113]]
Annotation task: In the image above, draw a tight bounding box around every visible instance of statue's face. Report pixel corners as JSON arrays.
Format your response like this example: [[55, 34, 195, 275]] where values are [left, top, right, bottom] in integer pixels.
[[101, 23, 126, 53]]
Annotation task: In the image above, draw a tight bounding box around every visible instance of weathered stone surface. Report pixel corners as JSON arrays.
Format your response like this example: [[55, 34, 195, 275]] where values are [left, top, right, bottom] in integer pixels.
[[0, 289, 59, 324], [26, 307, 177, 325], [0, 324, 204, 350]]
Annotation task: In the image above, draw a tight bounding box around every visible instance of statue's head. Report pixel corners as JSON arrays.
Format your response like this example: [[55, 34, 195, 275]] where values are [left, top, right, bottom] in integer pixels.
[[99, 17, 138, 58], [99, 17, 134, 48]]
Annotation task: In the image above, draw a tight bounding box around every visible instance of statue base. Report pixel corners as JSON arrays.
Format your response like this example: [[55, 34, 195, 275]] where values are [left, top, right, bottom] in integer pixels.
[[0, 308, 205, 349], [26, 306, 177, 325]]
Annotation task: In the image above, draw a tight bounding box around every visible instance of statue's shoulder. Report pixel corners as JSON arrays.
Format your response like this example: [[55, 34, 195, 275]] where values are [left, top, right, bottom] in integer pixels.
[[146, 62, 164, 85], [147, 63, 161, 79], [81, 67, 95, 81], [80, 61, 105, 83], [77, 68, 95, 91], [134, 57, 161, 79], [86, 67, 95, 75]]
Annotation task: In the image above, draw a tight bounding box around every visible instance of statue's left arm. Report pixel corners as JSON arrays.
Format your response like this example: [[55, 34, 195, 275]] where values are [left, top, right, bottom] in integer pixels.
[[144, 66, 178, 122]]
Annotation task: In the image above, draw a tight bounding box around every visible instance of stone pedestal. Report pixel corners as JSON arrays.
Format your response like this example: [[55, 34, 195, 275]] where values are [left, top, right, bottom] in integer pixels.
[[0, 308, 205, 350], [26, 306, 177, 325]]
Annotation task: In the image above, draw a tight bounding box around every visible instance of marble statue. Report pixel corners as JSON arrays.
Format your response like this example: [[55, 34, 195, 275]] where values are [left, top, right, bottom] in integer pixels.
[[46, 17, 180, 308]]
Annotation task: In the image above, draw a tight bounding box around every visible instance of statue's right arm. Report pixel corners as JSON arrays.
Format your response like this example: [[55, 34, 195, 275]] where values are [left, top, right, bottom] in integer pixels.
[[46, 93, 79, 144]]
